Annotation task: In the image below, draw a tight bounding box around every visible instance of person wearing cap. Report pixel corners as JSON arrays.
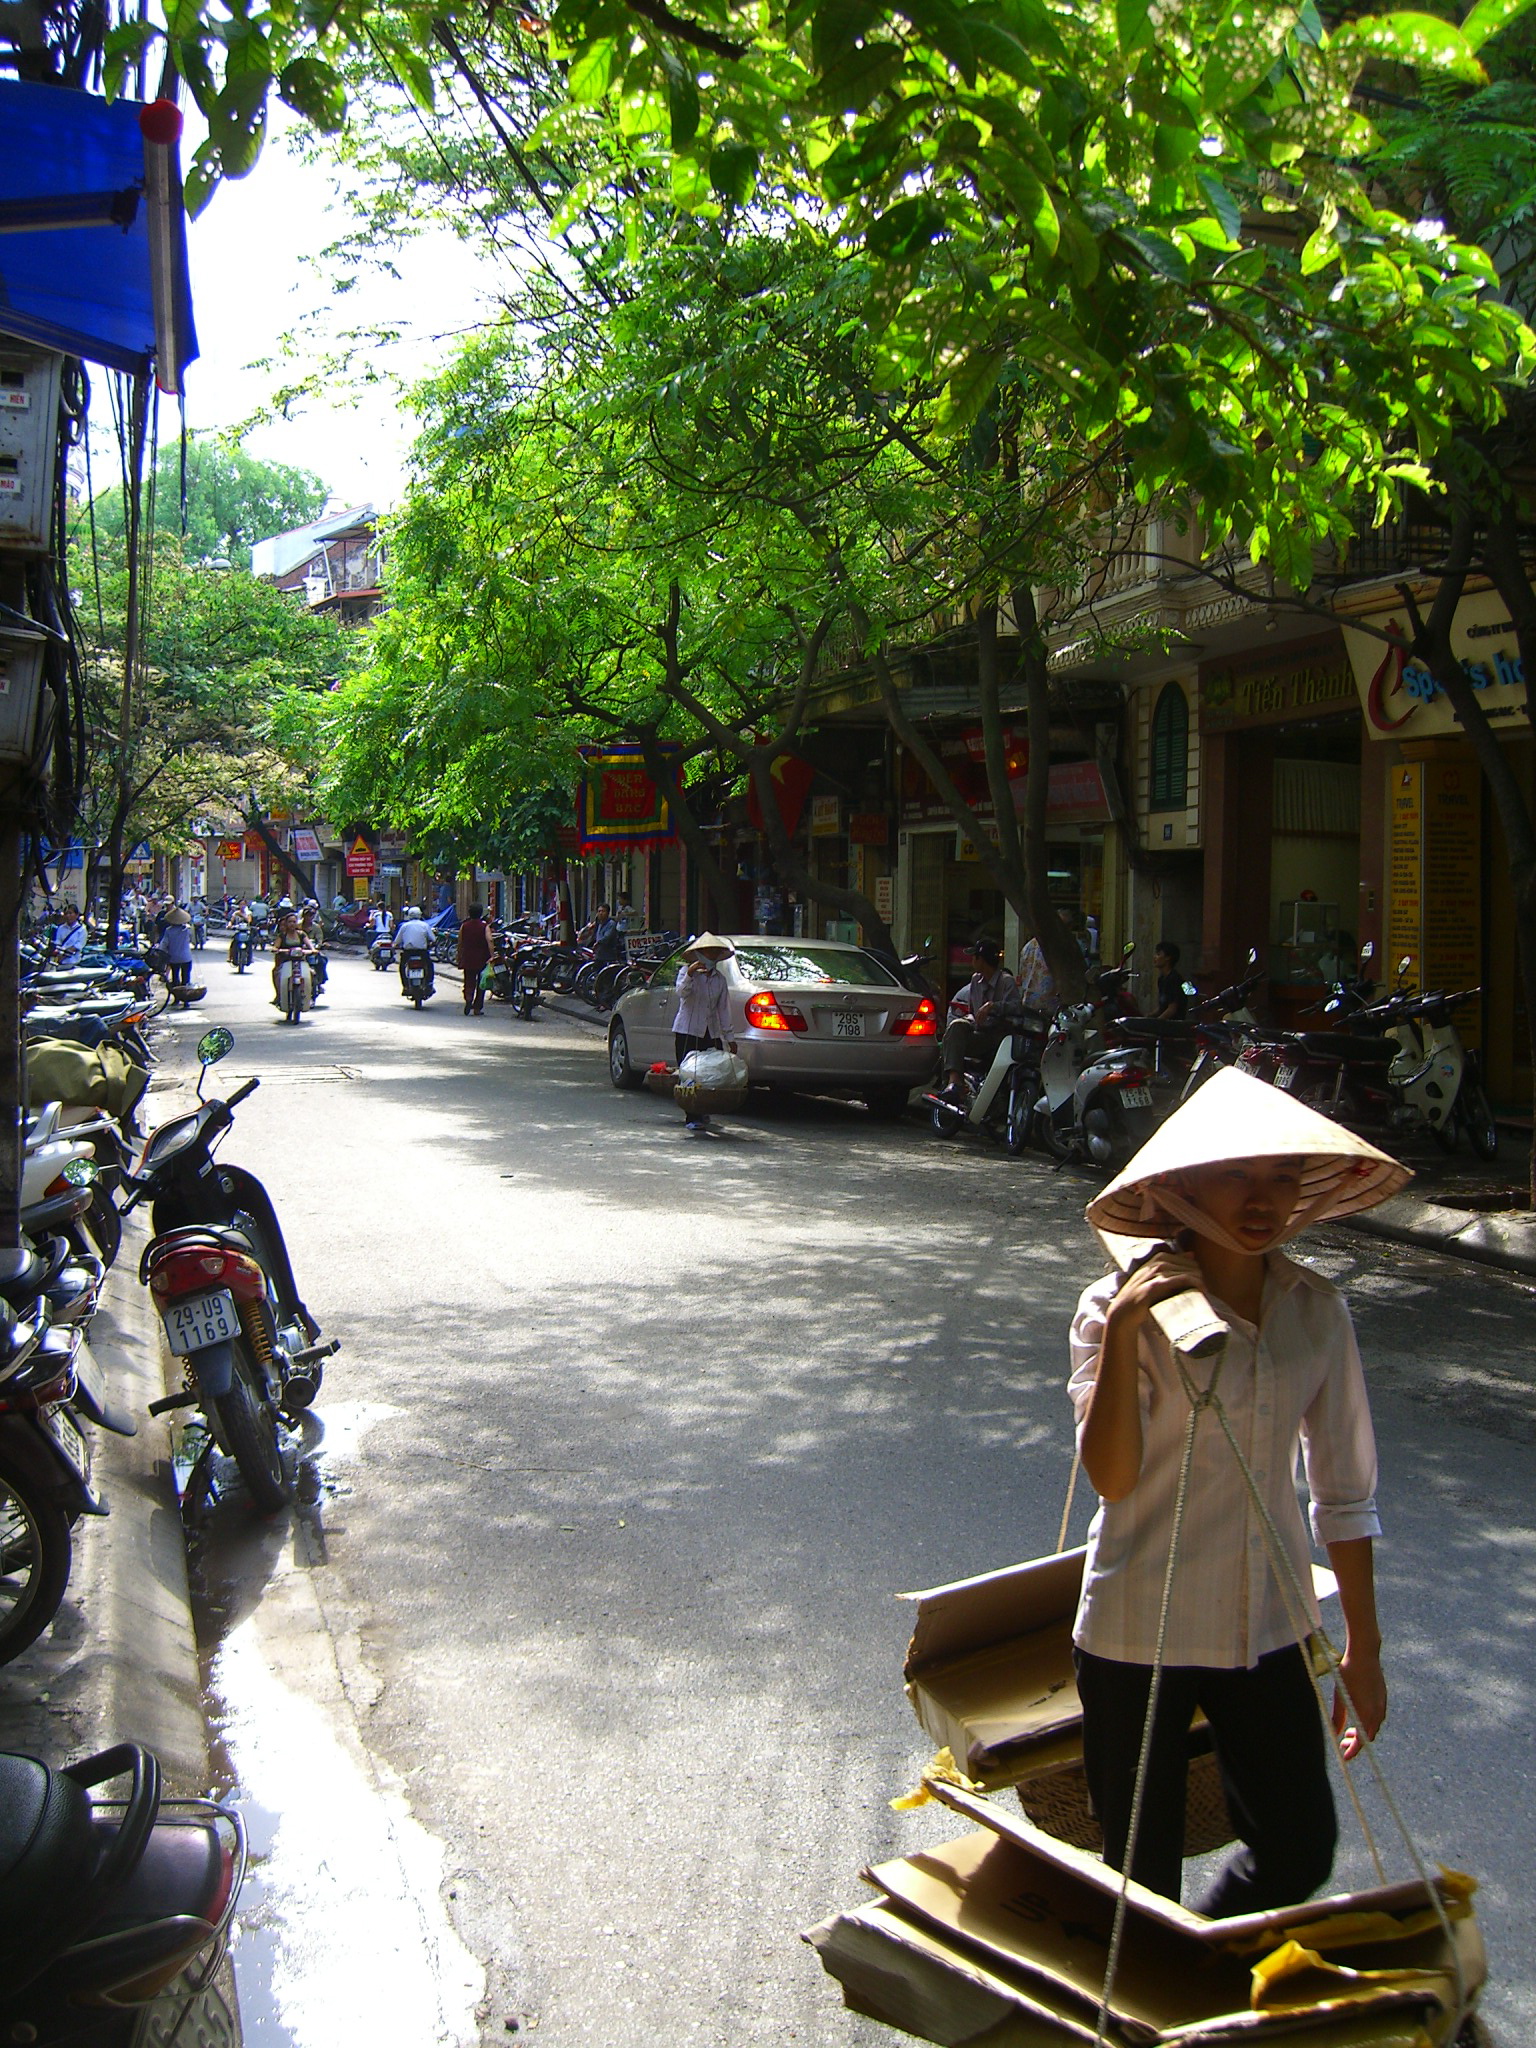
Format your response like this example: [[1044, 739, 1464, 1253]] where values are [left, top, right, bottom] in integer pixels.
[[672, 933, 734, 1134], [1067, 1067, 1408, 1916], [939, 938, 1024, 1102]]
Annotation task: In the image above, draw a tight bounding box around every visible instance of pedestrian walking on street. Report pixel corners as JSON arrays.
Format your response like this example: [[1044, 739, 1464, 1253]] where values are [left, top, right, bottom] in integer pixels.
[[161, 905, 194, 987], [1067, 1068, 1410, 1916], [671, 931, 734, 1134], [457, 902, 492, 1015]]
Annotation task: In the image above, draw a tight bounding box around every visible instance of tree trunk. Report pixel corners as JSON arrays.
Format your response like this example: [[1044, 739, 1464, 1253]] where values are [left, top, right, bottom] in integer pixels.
[[1397, 523, 1535, 1202], [1014, 586, 1087, 1001], [242, 809, 314, 900], [637, 736, 738, 930], [744, 747, 894, 951]]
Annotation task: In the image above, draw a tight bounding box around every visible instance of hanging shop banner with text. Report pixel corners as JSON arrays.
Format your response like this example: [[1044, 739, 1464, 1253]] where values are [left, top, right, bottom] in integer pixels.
[[1344, 586, 1530, 741], [576, 743, 680, 853]]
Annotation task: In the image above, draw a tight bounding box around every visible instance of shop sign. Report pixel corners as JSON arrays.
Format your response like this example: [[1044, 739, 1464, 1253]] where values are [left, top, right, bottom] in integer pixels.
[[874, 875, 894, 921], [1343, 587, 1530, 741], [901, 754, 1110, 825], [378, 831, 408, 855], [242, 834, 264, 859], [292, 827, 323, 861], [345, 835, 377, 878], [380, 863, 402, 878], [1200, 637, 1356, 732], [809, 795, 841, 837], [849, 811, 889, 846]]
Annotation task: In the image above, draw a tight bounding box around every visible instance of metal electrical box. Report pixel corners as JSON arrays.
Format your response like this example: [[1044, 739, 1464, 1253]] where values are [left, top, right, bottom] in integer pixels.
[[0, 621, 46, 765], [0, 348, 64, 554]]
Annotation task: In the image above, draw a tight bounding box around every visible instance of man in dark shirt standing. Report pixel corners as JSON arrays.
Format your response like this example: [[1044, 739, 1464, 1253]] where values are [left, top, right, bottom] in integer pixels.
[[1153, 939, 1189, 1021]]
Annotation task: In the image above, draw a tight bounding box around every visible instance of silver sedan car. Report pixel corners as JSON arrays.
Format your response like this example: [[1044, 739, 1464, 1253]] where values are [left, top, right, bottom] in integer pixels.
[[606, 938, 940, 1117]]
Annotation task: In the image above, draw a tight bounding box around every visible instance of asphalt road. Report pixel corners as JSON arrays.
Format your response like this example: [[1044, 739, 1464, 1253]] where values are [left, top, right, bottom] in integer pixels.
[[170, 951, 1536, 2048]]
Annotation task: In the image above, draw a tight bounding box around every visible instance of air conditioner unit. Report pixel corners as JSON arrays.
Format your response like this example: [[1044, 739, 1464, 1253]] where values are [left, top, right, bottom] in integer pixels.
[[0, 349, 64, 554]]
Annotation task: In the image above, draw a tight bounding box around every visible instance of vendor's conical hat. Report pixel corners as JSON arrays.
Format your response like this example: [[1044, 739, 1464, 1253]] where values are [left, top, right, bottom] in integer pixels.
[[1085, 1067, 1411, 1251], [683, 931, 735, 960]]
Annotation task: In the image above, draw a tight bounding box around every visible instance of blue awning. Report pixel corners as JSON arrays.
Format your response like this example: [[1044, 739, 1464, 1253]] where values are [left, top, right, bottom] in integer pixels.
[[0, 79, 197, 390]]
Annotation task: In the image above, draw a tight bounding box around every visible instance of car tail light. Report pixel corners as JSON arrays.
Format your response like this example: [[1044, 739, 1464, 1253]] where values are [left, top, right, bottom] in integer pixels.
[[149, 1246, 266, 1303], [744, 991, 808, 1034], [890, 998, 938, 1038]]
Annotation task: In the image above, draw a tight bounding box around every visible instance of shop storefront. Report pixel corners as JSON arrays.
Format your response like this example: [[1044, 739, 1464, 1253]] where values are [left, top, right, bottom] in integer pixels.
[[893, 730, 1113, 993], [1342, 585, 1532, 1112], [1198, 634, 1366, 1023]]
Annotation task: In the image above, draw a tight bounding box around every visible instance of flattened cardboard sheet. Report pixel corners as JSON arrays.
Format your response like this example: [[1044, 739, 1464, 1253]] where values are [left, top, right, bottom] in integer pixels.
[[925, 1783, 1454, 1956], [862, 1831, 1447, 2043], [804, 1900, 1125, 2047]]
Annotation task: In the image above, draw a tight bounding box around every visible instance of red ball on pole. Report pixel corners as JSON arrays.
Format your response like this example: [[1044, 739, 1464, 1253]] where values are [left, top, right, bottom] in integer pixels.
[[138, 99, 184, 147]]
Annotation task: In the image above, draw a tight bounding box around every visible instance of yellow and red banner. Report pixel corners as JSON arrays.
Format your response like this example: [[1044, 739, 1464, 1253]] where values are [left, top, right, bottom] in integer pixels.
[[576, 743, 680, 853]]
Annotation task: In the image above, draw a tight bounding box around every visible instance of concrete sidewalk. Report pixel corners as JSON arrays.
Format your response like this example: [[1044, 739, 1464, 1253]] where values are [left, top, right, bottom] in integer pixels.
[[0, 1224, 210, 1787]]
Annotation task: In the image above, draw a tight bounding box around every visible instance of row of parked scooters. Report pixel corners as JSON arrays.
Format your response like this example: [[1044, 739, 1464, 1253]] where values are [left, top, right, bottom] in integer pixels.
[[929, 940, 1497, 1171], [2, 948, 342, 2040]]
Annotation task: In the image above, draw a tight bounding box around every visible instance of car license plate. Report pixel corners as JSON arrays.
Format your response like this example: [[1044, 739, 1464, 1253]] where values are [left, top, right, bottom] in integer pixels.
[[834, 1012, 865, 1038], [1276, 1065, 1298, 1091], [1119, 1085, 1153, 1109], [165, 1290, 240, 1355]]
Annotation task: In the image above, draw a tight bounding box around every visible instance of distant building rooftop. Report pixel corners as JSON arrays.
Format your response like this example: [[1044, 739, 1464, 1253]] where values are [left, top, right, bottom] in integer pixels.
[[252, 503, 377, 581]]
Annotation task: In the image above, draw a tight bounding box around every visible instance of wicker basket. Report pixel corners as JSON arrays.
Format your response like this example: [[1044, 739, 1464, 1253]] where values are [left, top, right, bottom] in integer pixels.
[[674, 1078, 749, 1116], [1016, 1743, 1234, 1857]]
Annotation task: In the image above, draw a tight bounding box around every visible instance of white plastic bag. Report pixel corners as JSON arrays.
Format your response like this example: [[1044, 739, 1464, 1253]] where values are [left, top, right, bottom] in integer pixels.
[[678, 1048, 748, 1091]]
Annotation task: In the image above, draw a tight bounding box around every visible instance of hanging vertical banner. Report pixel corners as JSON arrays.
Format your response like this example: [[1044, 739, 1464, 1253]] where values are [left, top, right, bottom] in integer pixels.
[[576, 743, 680, 853]]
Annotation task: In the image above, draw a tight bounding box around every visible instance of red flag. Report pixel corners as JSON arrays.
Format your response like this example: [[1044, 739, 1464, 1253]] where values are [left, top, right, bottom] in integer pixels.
[[747, 754, 816, 838]]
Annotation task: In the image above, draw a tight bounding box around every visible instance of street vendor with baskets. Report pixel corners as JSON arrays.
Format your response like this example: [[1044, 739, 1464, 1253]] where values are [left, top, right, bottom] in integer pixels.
[[672, 931, 734, 1136], [1067, 1067, 1411, 1916]]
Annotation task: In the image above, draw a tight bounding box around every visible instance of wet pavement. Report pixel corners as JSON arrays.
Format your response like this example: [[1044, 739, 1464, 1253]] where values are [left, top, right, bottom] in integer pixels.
[[41, 952, 1536, 2048]]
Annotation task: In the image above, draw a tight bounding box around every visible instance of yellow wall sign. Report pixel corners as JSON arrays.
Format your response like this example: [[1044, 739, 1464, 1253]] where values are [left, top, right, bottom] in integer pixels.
[[1385, 759, 1482, 1046]]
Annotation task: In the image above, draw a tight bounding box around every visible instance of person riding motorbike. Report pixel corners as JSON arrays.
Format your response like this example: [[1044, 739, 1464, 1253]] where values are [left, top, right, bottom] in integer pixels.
[[939, 939, 1026, 1103], [395, 905, 435, 994], [299, 900, 329, 999], [271, 912, 317, 1008]]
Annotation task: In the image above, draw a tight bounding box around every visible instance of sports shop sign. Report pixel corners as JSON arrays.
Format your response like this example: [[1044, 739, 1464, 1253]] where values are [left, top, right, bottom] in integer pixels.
[[1341, 587, 1530, 741]]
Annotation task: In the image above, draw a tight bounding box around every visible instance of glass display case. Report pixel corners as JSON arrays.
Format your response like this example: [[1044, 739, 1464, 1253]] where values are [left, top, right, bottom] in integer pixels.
[[1273, 898, 1341, 986]]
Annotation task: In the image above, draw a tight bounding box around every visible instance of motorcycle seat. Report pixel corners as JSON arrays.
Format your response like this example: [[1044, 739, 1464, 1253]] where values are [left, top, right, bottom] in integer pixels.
[[0, 1245, 48, 1292], [142, 1224, 259, 1281], [1114, 1018, 1194, 1042], [1296, 1032, 1395, 1063], [0, 1754, 97, 1971]]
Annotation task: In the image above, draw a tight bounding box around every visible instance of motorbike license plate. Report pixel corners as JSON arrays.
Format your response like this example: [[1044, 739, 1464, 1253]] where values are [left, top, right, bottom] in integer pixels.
[[41, 1406, 89, 1479], [1119, 1085, 1153, 1109], [834, 1012, 865, 1039], [165, 1290, 240, 1355], [1276, 1065, 1299, 1091]]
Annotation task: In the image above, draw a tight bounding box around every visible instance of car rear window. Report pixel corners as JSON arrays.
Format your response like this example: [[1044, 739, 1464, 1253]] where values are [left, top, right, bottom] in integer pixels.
[[731, 945, 899, 987]]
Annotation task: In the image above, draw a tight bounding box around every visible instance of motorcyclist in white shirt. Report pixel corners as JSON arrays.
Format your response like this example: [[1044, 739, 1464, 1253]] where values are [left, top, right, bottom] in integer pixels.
[[395, 906, 434, 992]]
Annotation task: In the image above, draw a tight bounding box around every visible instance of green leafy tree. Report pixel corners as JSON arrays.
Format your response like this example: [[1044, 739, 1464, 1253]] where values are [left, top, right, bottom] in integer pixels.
[[87, 435, 331, 570]]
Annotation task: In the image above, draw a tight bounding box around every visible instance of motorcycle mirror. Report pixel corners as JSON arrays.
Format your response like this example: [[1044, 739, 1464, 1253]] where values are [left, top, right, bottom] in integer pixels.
[[1122, 941, 1135, 958], [60, 1158, 98, 1188], [1246, 947, 1259, 968], [1181, 980, 1198, 996], [1359, 940, 1375, 964], [197, 1026, 234, 1066], [1398, 956, 1413, 977]]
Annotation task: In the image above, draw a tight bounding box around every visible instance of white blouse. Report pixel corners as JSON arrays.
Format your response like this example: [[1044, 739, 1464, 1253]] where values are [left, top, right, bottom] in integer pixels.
[[672, 964, 730, 1040], [1068, 1252, 1380, 1669]]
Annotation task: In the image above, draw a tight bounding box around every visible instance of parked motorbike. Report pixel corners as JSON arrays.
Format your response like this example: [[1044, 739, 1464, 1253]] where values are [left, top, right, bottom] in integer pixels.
[[1034, 950, 1161, 1169], [0, 1298, 102, 1663], [0, 1741, 245, 2046], [400, 948, 435, 1008], [126, 1028, 338, 1512]]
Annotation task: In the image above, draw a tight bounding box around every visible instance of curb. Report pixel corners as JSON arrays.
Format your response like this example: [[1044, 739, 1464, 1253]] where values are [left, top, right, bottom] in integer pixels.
[[0, 1225, 209, 1791], [1342, 1193, 1536, 1278]]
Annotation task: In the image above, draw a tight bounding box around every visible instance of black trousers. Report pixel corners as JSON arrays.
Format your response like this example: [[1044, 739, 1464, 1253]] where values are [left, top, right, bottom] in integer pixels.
[[1074, 1643, 1336, 1915], [674, 1032, 720, 1065], [166, 957, 191, 987]]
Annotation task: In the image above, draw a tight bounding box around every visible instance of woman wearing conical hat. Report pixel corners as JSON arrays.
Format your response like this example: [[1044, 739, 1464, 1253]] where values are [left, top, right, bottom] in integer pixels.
[[1068, 1067, 1410, 1915]]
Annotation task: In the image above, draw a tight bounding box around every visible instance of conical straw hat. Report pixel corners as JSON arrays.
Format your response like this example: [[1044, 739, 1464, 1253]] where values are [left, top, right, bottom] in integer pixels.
[[683, 931, 735, 960], [1085, 1067, 1412, 1251]]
